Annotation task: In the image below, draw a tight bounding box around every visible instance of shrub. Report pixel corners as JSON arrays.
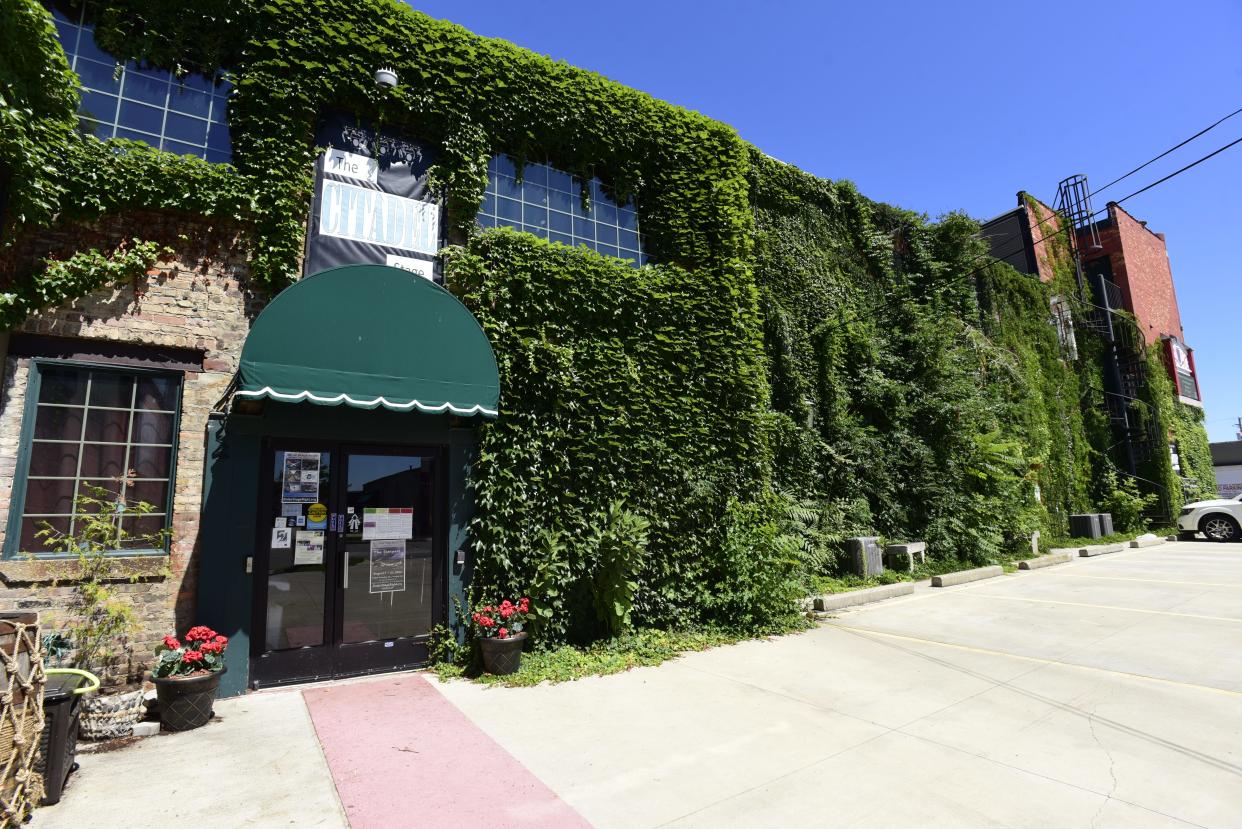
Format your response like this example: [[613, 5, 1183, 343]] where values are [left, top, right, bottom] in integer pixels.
[[1099, 469, 1157, 533], [701, 499, 805, 631], [35, 482, 170, 685]]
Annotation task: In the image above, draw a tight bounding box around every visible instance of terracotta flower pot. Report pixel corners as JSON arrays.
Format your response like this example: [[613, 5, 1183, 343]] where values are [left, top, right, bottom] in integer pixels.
[[479, 633, 526, 675], [153, 666, 226, 731]]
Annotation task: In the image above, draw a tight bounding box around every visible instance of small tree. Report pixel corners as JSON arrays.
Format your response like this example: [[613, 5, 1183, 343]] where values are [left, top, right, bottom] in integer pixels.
[[35, 481, 170, 685]]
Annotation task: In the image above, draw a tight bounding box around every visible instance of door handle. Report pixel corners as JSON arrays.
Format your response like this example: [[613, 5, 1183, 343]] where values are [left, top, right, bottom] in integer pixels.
[[342, 550, 349, 590]]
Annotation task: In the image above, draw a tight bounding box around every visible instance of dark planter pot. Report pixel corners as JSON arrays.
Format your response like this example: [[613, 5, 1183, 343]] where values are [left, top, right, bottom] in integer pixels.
[[153, 667, 227, 732], [479, 633, 526, 676]]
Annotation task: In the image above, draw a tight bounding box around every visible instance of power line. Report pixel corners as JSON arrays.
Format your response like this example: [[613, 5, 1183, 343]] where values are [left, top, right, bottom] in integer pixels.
[[998, 103, 1242, 259], [1090, 106, 1242, 199], [1111, 134, 1242, 206], [813, 131, 1242, 336]]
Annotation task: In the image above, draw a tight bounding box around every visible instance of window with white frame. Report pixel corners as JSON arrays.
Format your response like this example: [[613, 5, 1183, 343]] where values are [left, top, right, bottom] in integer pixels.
[[7, 363, 181, 557], [1050, 295, 1078, 361], [476, 157, 645, 265]]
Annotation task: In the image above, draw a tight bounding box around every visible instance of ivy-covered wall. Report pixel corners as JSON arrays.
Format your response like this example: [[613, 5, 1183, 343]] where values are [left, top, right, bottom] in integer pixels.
[[0, 0, 1219, 644], [1139, 349, 1217, 513], [750, 153, 1096, 560], [445, 231, 773, 638]]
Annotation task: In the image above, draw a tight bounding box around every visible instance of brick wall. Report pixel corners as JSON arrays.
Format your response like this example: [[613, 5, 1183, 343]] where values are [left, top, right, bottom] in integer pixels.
[[0, 210, 260, 682], [1086, 203, 1185, 346], [1023, 194, 1063, 285]]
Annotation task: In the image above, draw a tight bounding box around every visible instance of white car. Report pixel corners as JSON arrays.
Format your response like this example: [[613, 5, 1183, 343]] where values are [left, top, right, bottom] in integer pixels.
[[1178, 494, 1242, 542]]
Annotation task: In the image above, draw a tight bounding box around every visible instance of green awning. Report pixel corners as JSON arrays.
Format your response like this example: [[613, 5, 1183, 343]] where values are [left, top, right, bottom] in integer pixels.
[[235, 264, 499, 417]]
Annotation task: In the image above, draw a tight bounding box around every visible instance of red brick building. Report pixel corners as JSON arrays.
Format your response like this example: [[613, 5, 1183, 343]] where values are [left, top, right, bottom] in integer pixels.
[[1080, 202, 1201, 404], [981, 193, 1203, 405]]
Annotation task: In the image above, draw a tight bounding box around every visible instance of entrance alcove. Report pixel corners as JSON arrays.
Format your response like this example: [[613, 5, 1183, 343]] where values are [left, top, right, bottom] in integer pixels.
[[195, 265, 499, 694]]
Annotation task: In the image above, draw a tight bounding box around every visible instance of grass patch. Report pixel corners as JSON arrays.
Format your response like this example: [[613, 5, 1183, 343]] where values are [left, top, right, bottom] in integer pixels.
[[1039, 526, 1176, 552], [807, 555, 1024, 596], [434, 620, 812, 688]]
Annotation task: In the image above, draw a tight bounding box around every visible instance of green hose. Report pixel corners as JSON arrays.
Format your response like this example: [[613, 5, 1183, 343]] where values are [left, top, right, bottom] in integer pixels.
[[45, 668, 101, 695]]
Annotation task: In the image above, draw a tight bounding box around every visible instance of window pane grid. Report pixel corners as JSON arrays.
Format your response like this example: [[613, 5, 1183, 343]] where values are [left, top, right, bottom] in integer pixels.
[[34, 403, 175, 413], [30, 440, 174, 447], [16, 365, 179, 556], [477, 158, 647, 266], [55, 4, 231, 163]]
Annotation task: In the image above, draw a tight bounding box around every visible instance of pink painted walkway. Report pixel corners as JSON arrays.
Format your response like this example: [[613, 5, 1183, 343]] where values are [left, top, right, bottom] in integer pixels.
[[304, 674, 591, 828]]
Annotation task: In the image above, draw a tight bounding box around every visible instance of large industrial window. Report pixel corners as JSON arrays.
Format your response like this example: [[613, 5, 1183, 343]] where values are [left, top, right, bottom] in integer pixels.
[[477, 157, 646, 265], [6, 363, 181, 558], [49, 3, 232, 163]]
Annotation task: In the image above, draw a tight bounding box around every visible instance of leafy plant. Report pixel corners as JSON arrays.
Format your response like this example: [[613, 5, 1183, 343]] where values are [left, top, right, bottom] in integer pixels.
[[587, 501, 650, 638], [525, 529, 570, 643], [42, 632, 74, 667], [428, 622, 468, 666], [1098, 469, 1158, 534], [35, 482, 170, 684], [701, 499, 805, 632], [1, 238, 171, 326]]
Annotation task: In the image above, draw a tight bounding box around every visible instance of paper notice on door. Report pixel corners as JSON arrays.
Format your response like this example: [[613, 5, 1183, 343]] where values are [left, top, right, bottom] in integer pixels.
[[362, 507, 413, 540], [294, 530, 325, 566], [369, 539, 406, 593], [271, 526, 292, 549], [281, 503, 302, 518], [281, 451, 321, 503]]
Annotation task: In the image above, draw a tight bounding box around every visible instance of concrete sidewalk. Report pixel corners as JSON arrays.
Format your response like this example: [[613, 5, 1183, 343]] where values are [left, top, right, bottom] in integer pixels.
[[32, 540, 1242, 828], [436, 541, 1242, 828], [32, 689, 347, 829]]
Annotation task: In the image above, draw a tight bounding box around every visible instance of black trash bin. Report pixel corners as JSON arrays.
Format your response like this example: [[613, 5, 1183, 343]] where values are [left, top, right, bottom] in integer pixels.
[[37, 673, 89, 805]]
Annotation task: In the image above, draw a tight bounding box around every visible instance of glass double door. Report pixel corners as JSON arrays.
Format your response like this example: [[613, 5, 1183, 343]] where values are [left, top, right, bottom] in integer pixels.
[[252, 441, 443, 687]]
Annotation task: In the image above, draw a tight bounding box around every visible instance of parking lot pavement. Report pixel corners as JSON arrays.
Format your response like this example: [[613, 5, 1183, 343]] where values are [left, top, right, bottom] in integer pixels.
[[434, 540, 1242, 828]]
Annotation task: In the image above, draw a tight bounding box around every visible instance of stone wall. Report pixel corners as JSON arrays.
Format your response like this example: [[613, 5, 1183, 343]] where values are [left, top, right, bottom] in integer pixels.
[[0, 210, 259, 683]]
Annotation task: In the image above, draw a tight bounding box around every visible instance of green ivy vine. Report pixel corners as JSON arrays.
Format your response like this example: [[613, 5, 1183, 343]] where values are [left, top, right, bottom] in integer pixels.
[[0, 0, 1219, 642]]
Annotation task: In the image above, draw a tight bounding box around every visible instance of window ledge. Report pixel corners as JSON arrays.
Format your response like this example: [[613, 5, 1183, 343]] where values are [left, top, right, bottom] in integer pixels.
[[0, 555, 169, 585], [1177, 395, 1203, 409]]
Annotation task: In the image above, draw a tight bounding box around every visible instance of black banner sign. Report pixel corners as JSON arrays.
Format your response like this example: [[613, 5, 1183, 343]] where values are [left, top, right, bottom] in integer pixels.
[[304, 114, 442, 280]]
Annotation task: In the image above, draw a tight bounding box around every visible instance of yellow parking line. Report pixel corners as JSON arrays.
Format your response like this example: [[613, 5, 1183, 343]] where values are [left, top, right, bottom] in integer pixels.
[[966, 593, 1242, 624], [829, 625, 1242, 698], [1052, 573, 1242, 589]]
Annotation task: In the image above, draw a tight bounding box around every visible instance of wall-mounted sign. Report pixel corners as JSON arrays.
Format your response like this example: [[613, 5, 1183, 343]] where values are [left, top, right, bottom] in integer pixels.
[[385, 253, 436, 281], [318, 180, 439, 253], [1165, 337, 1200, 402], [305, 114, 441, 280], [1171, 338, 1191, 372], [324, 148, 378, 185]]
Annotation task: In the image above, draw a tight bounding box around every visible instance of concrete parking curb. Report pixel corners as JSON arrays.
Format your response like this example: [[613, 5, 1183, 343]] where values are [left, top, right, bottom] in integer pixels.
[[931, 566, 1003, 587], [1130, 537, 1166, 548], [812, 582, 915, 612], [1049, 547, 1081, 557], [1017, 552, 1073, 570], [1080, 542, 1126, 557]]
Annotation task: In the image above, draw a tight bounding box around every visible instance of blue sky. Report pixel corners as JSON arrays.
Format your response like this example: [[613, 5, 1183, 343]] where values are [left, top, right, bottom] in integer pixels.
[[410, 0, 1242, 442]]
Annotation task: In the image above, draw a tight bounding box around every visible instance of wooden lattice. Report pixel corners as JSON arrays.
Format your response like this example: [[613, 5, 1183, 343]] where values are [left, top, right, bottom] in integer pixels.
[[0, 615, 45, 827]]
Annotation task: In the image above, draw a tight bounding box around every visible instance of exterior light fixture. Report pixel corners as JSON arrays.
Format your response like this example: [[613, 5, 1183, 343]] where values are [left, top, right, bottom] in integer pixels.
[[374, 67, 398, 90]]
